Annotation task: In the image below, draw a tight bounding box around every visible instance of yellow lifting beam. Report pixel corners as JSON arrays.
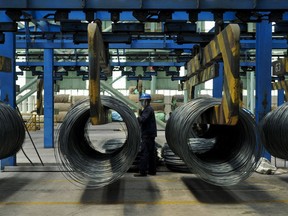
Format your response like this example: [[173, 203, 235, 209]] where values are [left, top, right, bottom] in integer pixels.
[[36, 79, 44, 115], [186, 24, 241, 125], [88, 21, 111, 125]]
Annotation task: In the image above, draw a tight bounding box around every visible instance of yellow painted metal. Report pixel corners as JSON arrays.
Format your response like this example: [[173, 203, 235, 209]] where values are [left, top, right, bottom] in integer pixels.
[[272, 80, 288, 101], [189, 63, 219, 87], [0, 56, 11, 72], [36, 79, 44, 115], [88, 22, 109, 125], [186, 24, 241, 125]]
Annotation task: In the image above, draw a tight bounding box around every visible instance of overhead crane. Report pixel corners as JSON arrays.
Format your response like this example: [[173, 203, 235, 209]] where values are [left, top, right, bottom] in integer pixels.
[[0, 1, 288, 167]]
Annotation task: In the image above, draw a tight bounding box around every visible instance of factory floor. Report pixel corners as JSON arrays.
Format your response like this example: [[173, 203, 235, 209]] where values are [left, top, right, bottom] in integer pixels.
[[1, 125, 288, 216]]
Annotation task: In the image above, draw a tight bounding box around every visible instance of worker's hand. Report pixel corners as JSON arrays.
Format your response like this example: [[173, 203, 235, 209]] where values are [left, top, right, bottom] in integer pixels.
[[138, 109, 142, 116], [137, 116, 141, 123]]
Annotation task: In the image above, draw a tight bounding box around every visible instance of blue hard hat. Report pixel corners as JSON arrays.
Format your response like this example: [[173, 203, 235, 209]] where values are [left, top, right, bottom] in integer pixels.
[[139, 93, 151, 100]]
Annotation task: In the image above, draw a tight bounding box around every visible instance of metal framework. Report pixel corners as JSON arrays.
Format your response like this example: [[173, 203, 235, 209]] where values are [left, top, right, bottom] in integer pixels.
[[1, 1, 287, 166], [0, 0, 287, 10]]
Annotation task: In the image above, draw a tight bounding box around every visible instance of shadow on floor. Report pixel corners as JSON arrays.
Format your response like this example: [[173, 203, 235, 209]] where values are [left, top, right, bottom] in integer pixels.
[[181, 175, 277, 205], [181, 176, 241, 204], [279, 175, 288, 184], [0, 175, 33, 202], [80, 175, 161, 204]]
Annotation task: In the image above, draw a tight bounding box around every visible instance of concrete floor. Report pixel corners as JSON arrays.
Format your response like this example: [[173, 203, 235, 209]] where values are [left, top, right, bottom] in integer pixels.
[[1, 124, 288, 216]]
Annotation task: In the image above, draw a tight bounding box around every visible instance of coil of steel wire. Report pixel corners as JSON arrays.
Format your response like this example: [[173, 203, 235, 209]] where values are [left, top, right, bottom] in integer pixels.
[[259, 102, 288, 160], [165, 97, 263, 186], [0, 101, 25, 159], [161, 143, 190, 173], [55, 95, 141, 188]]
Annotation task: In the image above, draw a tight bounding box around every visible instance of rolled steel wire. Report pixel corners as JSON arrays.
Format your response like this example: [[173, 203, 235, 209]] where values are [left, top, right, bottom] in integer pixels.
[[0, 101, 25, 159], [165, 97, 263, 186], [161, 143, 190, 173], [55, 95, 141, 188], [259, 102, 288, 160]]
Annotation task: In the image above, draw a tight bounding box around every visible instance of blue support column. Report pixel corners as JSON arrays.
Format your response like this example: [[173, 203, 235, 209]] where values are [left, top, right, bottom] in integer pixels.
[[213, 63, 223, 98], [44, 48, 54, 148], [0, 11, 16, 169], [255, 20, 272, 160], [277, 89, 284, 106]]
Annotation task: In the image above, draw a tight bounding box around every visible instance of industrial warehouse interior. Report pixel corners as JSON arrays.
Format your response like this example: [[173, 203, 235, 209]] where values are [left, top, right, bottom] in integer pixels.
[[1, 1, 288, 215]]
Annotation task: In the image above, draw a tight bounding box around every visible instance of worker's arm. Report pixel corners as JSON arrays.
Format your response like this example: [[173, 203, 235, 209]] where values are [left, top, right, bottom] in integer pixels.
[[138, 107, 152, 123]]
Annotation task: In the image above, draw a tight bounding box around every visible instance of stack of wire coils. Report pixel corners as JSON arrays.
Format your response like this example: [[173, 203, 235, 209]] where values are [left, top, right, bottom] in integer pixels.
[[55, 96, 141, 188], [0, 101, 25, 159], [165, 97, 263, 186], [162, 139, 217, 173], [259, 102, 288, 160], [161, 143, 190, 173]]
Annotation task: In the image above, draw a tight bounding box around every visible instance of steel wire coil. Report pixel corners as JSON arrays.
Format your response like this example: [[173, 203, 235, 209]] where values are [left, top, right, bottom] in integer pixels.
[[161, 143, 190, 173], [55, 96, 141, 188], [259, 102, 288, 160], [165, 97, 263, 186], [0, 101, 25, 159]]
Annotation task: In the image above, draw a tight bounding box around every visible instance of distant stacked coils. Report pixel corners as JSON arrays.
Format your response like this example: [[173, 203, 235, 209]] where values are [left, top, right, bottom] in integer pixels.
[[165, 97, 263, 186], [55, 96, 141, 188], [0, 101, 25, 159], [161, 143, 190, 173], [259, 102, 288, 160]]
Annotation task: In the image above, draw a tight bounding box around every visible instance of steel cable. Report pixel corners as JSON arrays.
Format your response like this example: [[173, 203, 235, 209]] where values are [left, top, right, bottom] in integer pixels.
[[165, 97, 263, 186], [16, 106, 44, 166], [55, 95, 141, 188], [259, 102, 288, 160], [0, 101, 25, 159]]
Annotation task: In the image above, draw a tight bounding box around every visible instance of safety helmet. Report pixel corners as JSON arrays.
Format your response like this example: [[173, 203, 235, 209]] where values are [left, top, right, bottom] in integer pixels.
[[139, 93, 151, 100]]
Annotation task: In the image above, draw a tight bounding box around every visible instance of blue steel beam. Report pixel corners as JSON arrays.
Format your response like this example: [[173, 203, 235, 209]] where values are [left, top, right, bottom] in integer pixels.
[[278, 89, 285, 105], [0, 11, 16, 168], [255, 20, 272, 160], [17, 11, 237, 22], [15, 10, 266, 22], [109, 40, 195, 49], [16, 41, 88, 49], [16, 10, 288, 22], [44, 48, 54, 148], [16, 40, 195, 49], [0, 0, 288, 10], [16, 61, 256, 69], [240, 39, 288, 49], [16, 61, 185, 67], [15, 39, 288, 50]]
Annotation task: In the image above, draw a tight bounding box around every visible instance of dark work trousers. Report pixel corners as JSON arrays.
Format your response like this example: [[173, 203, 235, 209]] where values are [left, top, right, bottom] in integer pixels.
[[139, 136, 157, 174]]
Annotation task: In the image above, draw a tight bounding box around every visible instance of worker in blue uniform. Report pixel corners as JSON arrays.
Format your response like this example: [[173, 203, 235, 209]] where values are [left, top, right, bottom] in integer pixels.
[[134, 93, 157, 177]]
